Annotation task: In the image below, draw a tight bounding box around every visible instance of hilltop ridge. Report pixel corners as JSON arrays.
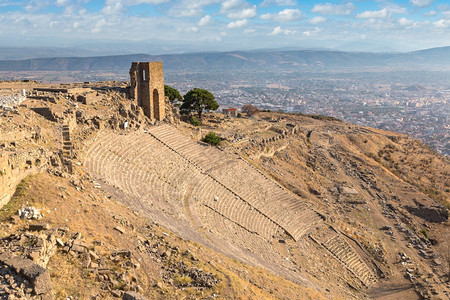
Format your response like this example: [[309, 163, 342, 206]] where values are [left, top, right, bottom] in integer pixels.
[[0, 46, 449, 72]]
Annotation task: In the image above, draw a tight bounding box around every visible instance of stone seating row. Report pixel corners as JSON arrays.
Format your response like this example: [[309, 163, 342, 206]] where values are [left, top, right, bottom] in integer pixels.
[[321, 234, 375, 285], [196, 203, 282, 262], [148, 125, 324, 241], [87, 129, 286, 242], [87, 127, 321, 242], [207, 161, 323, 239], [84, 131, 196, 215], [190, 175, 281, 240]]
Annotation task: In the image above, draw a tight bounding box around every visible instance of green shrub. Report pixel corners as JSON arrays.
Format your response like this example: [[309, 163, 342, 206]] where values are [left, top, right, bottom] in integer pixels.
[[309, 114, 342, 122], [202, 132, 221, 146], [189, 115, 202, 126]]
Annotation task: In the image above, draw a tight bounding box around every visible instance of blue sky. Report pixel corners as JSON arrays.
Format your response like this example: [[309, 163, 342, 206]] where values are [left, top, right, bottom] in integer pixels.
[[0, 0, 449, 53]]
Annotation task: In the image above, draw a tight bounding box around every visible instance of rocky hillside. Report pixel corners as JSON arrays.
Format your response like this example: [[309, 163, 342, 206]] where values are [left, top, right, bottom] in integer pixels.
[[0, 80, 448, 299], [212, 112, 449, 298]]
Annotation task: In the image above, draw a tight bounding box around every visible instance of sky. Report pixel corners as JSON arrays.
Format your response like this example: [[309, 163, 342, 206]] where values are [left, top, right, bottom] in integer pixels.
[[0, 0, 449, 53]]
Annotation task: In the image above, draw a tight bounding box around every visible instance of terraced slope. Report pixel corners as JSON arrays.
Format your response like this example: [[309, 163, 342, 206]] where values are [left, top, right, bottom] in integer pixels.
[[148, 124, 324, 241], [310, 226, 376, 286], [83, 124, 376, 287], [83, 129, 297, 279]]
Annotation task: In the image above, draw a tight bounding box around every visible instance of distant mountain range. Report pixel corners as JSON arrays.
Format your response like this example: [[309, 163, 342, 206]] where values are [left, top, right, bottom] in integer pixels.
[[0, 46, 449, 72]]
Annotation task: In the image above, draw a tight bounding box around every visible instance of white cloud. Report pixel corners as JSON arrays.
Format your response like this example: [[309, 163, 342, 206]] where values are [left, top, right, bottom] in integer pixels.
[[101, 1, 125, 14], [260, 9, 303, 22], [309, 16, 327, 24], [433, 19, 450, 28], [311, 3, 355, 15], [25, 0, 53, 12], [260, 0, 296, 7], [303, 27, 322, 36], [398, 17, 414, 26], [357, 8, 389, 19], [410, 0, 434, 7], [186, 26, 198, 32], [0, 9, 226, 46], [63, 5, 76, 16], [56, 0, 70, 6], [423, 10, 437, 17], [170, 0, 220, 17], [384, 3, 408, 15], [121, 0, 168, 4], [102, 0, 170, 14], [244, 28, 255, 33], [91, 18, 107, 33], [357, 18, 391, 30], [220, 0, 257, 19], [198, 15, 212, 26], [269, 26, 296, 35], [221, 0, 244, 11], [227, 19, 248, 28], [227, 7, 257, 19], [398, 17, 418, 28]]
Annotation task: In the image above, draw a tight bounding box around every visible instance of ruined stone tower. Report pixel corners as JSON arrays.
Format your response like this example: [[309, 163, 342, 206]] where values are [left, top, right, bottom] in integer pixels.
[[129, 62, 165, 121]]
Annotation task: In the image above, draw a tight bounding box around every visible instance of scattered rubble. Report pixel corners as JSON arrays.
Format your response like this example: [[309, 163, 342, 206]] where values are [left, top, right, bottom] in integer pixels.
[[0, 95, 26, 108], [18, 206, 43, 220]]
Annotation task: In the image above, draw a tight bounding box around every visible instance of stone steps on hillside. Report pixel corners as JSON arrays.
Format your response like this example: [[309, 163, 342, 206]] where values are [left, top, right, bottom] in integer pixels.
[[310, 226, 376, 286], [61, 124, 73, 173]]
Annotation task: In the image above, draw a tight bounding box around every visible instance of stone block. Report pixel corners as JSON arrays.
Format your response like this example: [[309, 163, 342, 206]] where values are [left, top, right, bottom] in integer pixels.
[[22, 263, 52, 295], [6, 256, 34, 273], [114, 226, 126, 234], [28, 223, 50, 231], [3, 255, 52, 295], [71, 244, 86, 253], [123, 291, 148, 300]]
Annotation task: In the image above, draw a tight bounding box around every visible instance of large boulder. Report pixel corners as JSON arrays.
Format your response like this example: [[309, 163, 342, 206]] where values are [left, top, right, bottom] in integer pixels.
[[0, 252, 53, 297], [405, 205, 448, 223], [123, 291, 148, 300]]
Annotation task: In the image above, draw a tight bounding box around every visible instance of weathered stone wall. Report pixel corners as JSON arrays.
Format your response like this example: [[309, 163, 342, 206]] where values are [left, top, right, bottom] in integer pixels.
[[0, 152, 39, 208], [129, 62, 165, 121], [30, 107, 58, 122]]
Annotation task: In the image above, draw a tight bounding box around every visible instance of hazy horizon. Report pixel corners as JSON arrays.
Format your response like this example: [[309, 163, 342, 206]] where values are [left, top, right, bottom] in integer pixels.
[[0, 0, 449, 55]]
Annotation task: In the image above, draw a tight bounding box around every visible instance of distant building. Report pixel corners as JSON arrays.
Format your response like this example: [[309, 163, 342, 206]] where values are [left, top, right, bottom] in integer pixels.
[[222, 108, 237, 117]]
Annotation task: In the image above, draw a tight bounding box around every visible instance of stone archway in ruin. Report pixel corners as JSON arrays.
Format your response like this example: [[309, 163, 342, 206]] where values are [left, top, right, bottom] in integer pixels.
[[153, 89, 160, 121], [139, 69, 151, 117]]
